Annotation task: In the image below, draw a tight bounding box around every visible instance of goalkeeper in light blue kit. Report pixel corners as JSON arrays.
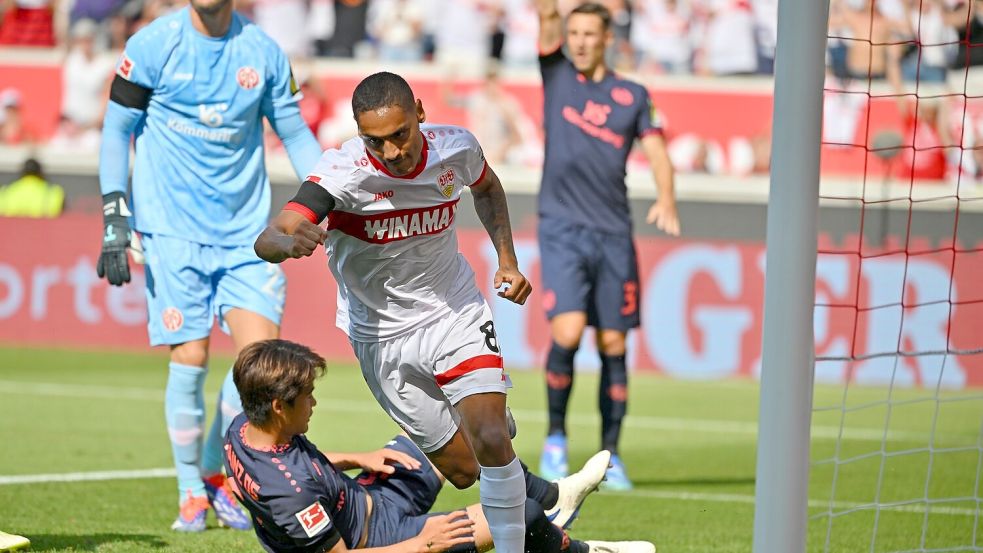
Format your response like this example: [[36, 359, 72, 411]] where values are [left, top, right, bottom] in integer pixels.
[[96, 0, 322, 532]]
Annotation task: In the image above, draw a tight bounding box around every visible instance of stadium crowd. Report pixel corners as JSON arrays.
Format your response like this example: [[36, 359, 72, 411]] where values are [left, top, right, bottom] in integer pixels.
[[4, 0, 983, 182], [0, 0, 785, 74]]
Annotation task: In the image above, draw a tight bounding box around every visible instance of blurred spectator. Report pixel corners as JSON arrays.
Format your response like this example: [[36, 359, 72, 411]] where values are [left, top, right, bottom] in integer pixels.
[[308, 0, 335, 56], [247, 0, 311, 57], [954, 0, 983, 67], [368, 0, 425, 62], [893, 96, 949, 180], [603, 0, 635, 70], [895, 0, 963, 83], [0, 0, 59, 46], [323, 0, 368, 57], [434, 0, 497, 75], [69, 0, 123, 26], [442, 65, 527, 165], [752, 0, 777, 73], [696, 0, 758, 76], [49, 18, 113, 151], [498, 0, 537, 67], [0, 158, 64, 218], [295, 61, 328, 137], [0, 88, 36, 146], [827, 0, 904, 83], [631, 0, 692, 74]]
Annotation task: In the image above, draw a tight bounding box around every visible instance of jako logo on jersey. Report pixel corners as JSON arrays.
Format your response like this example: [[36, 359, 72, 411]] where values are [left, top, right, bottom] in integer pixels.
[[237, 66, 260, 90], [162, 307, 183, 332], [296, 502, 331, 538], [372, 190, 394, 202], [116, 52, 134, 79], [437, 168, 455, 198], [611, 86, 634, 106]]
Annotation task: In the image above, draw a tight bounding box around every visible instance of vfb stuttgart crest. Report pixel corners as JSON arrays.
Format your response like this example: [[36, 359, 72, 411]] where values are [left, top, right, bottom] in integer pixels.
[[237, 66, 260, 90], [437, 168, 455, 198]]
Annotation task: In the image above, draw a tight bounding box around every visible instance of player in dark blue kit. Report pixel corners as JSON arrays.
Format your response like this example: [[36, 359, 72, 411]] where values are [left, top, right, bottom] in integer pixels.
[[534, 0, 681, 489], [225, 339, 656, 553]]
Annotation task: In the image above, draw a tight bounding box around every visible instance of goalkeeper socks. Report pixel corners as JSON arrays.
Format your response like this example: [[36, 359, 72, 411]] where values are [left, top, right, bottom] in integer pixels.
[[546, 342, 577, 435], [599, 353, 628, 454], [520, 459, 559, 510], [201, 366, 243, 476], [165, 362, 208, 501], [479, 457, 527, 553]]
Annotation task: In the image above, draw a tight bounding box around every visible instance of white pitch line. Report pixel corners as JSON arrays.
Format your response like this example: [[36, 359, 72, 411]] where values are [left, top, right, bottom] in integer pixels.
[[0, 468, 175, 485], [0, 466, 976, 518], [0, 380, 970, 443], [604, 489, 980, 517]]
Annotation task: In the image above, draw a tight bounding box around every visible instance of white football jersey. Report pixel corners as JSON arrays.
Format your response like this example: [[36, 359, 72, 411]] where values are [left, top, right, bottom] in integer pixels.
[[305, 123, 489, 341]]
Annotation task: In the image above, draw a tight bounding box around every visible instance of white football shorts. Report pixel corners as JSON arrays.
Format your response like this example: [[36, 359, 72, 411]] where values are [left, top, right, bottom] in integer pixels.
[[350, 298, 512, 453]]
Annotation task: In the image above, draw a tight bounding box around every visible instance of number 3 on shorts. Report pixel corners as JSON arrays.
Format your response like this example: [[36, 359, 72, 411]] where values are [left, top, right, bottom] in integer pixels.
[[479, 320, 500, 353]]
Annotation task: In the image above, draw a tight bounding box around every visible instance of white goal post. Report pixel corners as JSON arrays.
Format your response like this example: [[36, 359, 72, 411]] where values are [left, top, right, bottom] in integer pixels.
[[752, 0, 830, 552]]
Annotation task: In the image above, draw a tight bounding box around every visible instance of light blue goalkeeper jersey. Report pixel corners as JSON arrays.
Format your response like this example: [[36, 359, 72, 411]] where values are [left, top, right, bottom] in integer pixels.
[[110, 7, 308, 245]]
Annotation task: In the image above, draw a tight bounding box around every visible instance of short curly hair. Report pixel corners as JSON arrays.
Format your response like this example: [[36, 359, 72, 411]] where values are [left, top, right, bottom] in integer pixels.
[[351, 72, 416, 118]]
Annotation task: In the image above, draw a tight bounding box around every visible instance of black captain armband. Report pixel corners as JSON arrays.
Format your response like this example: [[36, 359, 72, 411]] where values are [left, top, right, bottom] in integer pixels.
[[285, 181, 337, 223], [109, 75, 152, 110]]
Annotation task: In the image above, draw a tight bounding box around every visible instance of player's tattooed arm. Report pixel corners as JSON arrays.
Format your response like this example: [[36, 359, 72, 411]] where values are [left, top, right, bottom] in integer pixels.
[[470, 167, 533, 305]]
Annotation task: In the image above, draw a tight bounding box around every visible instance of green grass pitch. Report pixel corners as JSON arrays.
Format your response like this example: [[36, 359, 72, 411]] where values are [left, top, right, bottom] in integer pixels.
[[0, 346, 980, 552]]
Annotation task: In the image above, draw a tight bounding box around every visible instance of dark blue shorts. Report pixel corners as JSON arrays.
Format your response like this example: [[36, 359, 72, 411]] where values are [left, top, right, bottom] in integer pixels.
[[538, 217, 641, 331], [361, 435, 447, 547]]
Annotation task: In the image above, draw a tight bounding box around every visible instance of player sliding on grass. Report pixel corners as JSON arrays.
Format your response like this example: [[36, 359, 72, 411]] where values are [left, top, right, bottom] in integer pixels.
[[255, 72, 532, 552], [225, 339, 657, 553]]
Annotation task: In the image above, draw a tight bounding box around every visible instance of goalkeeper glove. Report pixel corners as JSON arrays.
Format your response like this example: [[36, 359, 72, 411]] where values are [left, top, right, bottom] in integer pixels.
[[96, 191, 132, 286]]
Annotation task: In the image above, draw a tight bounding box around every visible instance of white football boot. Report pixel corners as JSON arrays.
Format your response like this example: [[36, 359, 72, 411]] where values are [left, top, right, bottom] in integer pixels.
[[545, 450, 611, 528]]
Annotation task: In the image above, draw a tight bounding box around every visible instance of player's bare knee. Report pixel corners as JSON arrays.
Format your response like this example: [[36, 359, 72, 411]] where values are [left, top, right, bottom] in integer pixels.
[[170, 341, 208, 367], [445, 462, 479, 489], [597, 330, 627, 356], [551, 314, 587, 349], [469, 424, 514, 466], [552, 331, 582, 350]]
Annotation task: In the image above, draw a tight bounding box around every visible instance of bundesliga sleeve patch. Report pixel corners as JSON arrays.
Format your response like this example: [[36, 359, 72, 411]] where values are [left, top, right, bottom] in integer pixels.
[[295, 501, 331, 538], [116, 52, 135, 80]]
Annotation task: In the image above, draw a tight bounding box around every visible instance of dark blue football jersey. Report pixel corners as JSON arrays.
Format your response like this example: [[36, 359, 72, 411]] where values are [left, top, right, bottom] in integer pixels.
[[538, 48, 663, 235], [224, 414, 369, 553]]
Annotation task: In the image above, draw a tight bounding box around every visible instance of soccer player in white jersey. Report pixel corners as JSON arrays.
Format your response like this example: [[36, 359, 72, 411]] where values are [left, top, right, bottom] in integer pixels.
[[255, 72, 533, 553]]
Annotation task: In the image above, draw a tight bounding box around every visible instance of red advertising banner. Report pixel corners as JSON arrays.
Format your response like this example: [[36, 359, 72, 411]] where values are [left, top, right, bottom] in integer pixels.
[[1, 215, 980, 388]]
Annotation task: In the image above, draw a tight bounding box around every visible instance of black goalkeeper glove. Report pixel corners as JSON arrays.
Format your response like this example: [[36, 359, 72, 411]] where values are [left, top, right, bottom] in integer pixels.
[[96, 191, 132, 286]]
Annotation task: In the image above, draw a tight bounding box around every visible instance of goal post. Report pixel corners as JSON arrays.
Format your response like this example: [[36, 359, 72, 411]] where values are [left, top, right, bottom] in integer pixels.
[[752, 0, 830, 552]]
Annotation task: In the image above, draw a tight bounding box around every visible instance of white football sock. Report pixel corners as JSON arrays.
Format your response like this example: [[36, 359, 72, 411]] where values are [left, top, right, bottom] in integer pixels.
[[479, 457, 527, 553]]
